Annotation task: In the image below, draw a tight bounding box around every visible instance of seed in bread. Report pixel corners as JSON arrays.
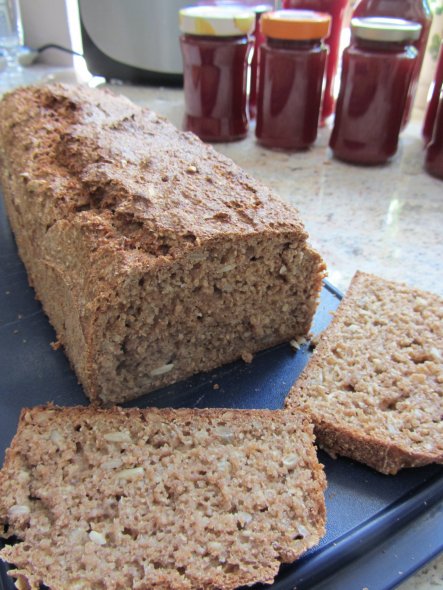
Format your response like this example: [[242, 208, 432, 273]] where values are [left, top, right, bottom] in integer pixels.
[[0, 83, 326, 404], [286, 271, 443, 475], [0, 405, 326, 590]]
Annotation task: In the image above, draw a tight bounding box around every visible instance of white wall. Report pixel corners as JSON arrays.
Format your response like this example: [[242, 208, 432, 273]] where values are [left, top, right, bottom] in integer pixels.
[[20, 0, 75, 65]]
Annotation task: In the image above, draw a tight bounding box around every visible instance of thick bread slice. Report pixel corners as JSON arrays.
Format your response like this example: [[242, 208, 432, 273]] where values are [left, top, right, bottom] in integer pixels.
[[286, 271, 443, 475], [0, 405, 326, 590], [0, 84, 325, 404]]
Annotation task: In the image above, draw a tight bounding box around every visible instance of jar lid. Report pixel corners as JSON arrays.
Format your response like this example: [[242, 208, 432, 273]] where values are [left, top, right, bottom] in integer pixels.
[[251, 4, 274, 15], [351, 17, 422, 42], [261, 10, 331, 41], [179, 6, 255, 37]]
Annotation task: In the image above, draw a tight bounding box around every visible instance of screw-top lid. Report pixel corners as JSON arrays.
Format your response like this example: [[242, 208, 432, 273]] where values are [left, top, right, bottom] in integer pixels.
[[179, 6, 255, 37], [261, 10, 331, 41], [351, 17, 422, 43], [252, 4, 274, 15]]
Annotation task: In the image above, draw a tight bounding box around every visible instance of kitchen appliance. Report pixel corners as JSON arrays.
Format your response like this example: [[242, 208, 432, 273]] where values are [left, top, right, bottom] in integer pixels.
[[78, 0, 189, 84]]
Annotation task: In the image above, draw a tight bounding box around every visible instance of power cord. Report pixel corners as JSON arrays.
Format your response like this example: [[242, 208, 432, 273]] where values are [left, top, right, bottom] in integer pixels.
[[36, 44, 83, 58]]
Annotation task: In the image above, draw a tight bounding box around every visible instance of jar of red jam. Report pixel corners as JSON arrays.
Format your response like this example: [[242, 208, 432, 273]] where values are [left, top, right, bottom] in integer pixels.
[[193, 1, 275, 119], [352, 0, 432, 128], [330, 17, 421, 165], [179, 6, 254, 142], [423, 42, 443, 145], [425, 96, 443, 179], [282, 0, 349, 122], [256, 10, 331, 149]]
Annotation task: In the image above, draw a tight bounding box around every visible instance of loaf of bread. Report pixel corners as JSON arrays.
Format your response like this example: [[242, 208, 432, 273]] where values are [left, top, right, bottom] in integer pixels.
[[0, 84, 325, 404], [0, 405, 326, 590], [286, 271, 443, 475]]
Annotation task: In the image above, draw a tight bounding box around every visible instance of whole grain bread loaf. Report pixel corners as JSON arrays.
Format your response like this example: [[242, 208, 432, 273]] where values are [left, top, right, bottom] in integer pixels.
[[0, 405, 326, 590], [286, 271, 443, 475], [0, 84, 325, 404]]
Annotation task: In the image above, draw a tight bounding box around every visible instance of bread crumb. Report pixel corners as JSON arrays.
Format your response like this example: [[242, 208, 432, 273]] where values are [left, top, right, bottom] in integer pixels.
[[213, 383, 220, 390], [50, 341, 62, 351], [241, 351, 253, 363], [310, 333, 321, 347], [290, 336, 307, 350]]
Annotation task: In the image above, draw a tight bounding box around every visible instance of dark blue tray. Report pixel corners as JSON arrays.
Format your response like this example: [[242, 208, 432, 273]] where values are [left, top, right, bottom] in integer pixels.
[[1, 193, 442, 590]]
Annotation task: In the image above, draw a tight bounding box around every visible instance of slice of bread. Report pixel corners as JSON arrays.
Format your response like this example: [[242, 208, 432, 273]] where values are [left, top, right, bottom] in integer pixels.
[[286, 271, 443, 475], [0, 405, 326, 590]]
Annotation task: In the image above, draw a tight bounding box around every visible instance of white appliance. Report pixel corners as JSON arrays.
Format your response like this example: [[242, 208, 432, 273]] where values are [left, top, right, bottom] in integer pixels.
[[79, 0, 189, 84]]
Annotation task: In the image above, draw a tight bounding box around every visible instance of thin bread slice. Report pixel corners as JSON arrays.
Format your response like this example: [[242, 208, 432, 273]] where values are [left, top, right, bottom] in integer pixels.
[[0, 405, 326, 590], [286, 271, 443, 475]]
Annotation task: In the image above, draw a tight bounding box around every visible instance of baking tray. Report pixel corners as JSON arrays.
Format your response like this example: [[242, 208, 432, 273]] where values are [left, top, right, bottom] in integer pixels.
[[0, 192, 442, 590]]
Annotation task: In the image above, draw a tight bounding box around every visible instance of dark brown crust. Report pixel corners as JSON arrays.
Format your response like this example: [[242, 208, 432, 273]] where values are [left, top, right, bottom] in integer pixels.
[[286, 271, 443, 475], [0, 84, 326, 404], [0, 405, 326, 590], [313, 419, 442, 474]]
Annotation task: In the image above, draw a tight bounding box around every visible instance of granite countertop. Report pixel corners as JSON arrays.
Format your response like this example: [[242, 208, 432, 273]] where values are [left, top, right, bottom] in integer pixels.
[[6, 68, 443, 588]]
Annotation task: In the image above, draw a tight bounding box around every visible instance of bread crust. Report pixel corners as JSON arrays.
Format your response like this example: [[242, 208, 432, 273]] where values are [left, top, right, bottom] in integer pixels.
[[0, 84, 325, 403], [0, 405, 326, 590], [286, 271, 443, 475]]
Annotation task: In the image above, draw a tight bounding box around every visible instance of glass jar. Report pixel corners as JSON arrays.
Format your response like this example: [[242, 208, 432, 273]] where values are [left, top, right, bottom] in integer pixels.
[[352, 0, 433, 127], [425, 95, 443, 179], [423, 42, 443, 145], [179, 6, 254, 142], [282, 0, 349, 122], [249, 4, 274, 119], [256, 10, 331, 149], [194, 1, 276, 119], [330, 17, 421, 165]]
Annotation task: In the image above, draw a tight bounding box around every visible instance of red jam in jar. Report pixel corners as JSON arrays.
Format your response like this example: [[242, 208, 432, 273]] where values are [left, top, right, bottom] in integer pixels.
[[426, 96, 443, 179], [330, 17, 421, 165], [256, 10, 331, 149], [282, 0, 349, 121], [423, 42, 443, 145], [352, 0, 433, 127], [179, 6, 254, 142]]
